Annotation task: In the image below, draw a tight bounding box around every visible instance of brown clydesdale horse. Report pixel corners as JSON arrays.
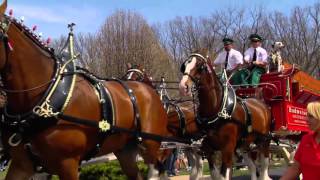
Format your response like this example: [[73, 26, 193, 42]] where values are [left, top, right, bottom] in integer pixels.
[[179, 49, 272, 180], [0, 1, 169, 180], [123, 63, 205, 180]]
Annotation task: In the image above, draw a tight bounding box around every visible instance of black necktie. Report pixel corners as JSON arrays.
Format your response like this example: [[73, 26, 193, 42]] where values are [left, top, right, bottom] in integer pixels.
[[252, 48, 257, 62], [224, 51, 229, 69]]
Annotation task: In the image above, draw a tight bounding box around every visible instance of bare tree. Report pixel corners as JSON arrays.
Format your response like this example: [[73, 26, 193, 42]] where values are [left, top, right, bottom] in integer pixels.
[[268, 3, 320, 75], [52, 2, 320, 79]]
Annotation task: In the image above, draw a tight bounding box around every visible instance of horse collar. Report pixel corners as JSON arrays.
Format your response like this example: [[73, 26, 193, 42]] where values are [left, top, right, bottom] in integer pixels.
[[197, 82, 237, 126], [2, 58, 76, 138]]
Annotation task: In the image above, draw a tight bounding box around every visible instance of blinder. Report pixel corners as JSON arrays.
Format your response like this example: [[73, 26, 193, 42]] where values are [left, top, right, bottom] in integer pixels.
[[180, 63, 186, 74], [180, 58, 192, 74]]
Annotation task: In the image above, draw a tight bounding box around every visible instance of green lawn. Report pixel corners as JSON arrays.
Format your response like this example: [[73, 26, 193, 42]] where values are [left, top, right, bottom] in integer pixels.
[[0, 159, 285, 179], [0, 167, 8, 180]]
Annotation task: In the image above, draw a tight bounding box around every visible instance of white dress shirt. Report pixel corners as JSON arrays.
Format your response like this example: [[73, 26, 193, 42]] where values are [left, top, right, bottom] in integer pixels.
[[214, 48, 243, 70], [244, 47, 268, 63]]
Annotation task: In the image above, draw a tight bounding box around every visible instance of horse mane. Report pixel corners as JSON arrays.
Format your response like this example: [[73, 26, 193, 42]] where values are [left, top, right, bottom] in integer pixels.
[[7, 15, 55, 56]]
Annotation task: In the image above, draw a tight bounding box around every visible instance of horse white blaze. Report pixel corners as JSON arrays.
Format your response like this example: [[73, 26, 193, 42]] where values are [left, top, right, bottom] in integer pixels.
[[179, 57, 197, 96]]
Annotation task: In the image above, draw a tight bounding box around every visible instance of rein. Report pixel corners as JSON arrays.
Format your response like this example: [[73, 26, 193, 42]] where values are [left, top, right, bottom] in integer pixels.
[[0, 79, 55, 93]]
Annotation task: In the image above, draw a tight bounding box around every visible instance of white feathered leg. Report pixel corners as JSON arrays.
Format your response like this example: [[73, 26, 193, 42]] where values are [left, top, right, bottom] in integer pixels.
[[187, 148, 203, 180], [243, 153, 258, 180], [147, 164, 160, 180], [258, 153, 272, 180]]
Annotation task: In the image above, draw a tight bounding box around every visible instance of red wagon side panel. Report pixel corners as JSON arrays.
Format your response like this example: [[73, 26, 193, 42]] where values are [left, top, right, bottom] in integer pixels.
[[236, 66, 319, 133]]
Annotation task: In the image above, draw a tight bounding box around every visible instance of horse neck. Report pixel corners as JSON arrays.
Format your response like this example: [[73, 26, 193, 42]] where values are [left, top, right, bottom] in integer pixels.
[[197, 72, 223, 117], [3, 23, 54, 113]]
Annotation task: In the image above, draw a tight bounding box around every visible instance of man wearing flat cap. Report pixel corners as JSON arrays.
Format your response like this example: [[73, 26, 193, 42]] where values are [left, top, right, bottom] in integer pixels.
[[213, 37, 246, 85], [244, 34, 268, 86]]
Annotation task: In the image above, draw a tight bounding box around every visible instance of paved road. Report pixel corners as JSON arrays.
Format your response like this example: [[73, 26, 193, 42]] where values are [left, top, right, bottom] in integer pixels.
[[171, 168, 285, 180]]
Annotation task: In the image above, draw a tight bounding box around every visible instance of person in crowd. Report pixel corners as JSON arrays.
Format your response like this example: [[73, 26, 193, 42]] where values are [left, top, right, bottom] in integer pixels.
[[175, 148, 189, 172], [280, 101, 320, 179], [165, 148, 178, 177]]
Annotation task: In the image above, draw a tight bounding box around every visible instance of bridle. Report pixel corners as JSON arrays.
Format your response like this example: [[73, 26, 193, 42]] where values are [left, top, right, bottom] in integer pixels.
[[124, 68, 145, 81]]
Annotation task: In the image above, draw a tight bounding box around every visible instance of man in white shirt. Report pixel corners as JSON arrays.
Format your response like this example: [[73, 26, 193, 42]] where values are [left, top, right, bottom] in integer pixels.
[[214, 38, 247, 85], [244, 34, 268, 86]]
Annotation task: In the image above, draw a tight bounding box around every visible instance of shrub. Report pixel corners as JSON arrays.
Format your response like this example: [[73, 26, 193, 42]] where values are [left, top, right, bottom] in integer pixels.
[[79, 160, 148, 180]]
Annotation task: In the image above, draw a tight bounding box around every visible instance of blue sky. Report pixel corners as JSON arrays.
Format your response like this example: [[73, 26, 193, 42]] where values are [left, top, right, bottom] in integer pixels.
[[6, 0, 319, 39]]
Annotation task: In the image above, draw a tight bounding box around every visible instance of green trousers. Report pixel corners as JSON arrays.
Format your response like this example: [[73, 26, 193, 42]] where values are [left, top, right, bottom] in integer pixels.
[[249, 66, 266, 86], [230, 69, 249, 85]]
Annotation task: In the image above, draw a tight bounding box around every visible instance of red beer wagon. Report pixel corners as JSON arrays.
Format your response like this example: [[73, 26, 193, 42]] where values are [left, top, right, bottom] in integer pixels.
[[236, 65, 320, 135]]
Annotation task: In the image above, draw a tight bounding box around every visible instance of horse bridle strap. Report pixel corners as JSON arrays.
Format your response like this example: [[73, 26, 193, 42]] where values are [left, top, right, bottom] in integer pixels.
[[127, 69, 144, 76], [189, 53, 208, 63], [125, 69, 144, 80], [182, 72, 199, 84]]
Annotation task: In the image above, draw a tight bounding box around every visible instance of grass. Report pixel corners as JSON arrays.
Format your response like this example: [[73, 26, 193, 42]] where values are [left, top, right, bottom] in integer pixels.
[[0, 162, 9, 180], [0, 159, 286, 179]]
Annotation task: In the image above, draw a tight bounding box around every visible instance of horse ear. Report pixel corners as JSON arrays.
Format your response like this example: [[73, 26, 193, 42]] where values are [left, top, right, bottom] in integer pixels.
[[126, 63, 132, 69], [0, 0, 7, 15]]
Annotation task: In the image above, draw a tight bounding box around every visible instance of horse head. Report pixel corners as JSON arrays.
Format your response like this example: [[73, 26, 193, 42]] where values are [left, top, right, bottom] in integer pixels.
[[124, 63, 154, 88], [179, 48, 223, 117], [179, 50, 211, 95]]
